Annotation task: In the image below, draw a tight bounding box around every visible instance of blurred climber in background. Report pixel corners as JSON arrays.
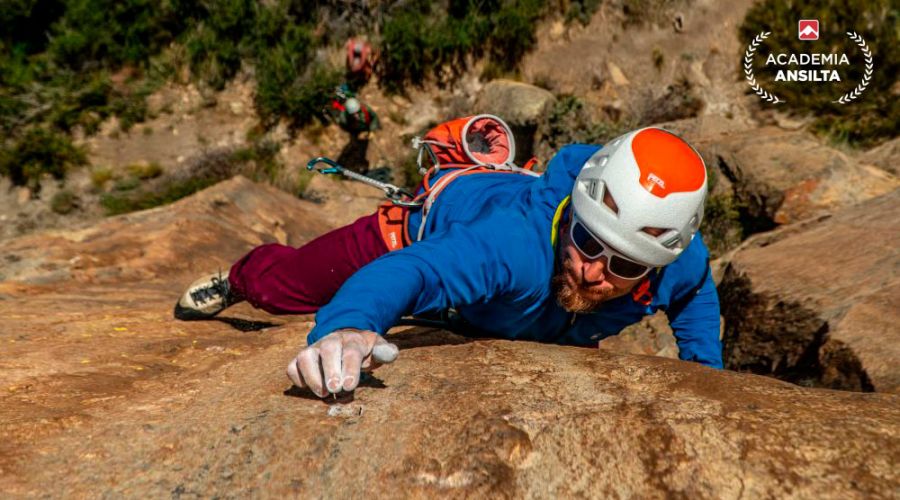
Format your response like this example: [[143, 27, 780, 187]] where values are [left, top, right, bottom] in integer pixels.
[[174, 116, 720, 399], [345, 37, 376, 89], [325, 85, 380, 138]]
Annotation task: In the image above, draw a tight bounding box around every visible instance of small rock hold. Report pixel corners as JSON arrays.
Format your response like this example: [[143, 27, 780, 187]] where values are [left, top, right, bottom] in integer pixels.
[[607, 62, 630, 86], [327, 404, 364, 417], [673, 13, 685, 33]]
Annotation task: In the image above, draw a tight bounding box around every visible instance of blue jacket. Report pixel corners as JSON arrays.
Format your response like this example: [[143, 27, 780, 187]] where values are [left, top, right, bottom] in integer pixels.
[[308, 144, 723, 368]]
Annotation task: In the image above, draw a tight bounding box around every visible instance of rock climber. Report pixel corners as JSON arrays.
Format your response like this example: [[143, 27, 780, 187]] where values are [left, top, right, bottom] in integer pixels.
[[325, 85, 380, 137], [174, 121, 721, 398], [344, 38, 376, 89]]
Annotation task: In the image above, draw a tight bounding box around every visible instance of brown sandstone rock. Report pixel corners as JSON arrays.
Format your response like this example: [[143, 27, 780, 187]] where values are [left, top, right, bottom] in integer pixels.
[[598, 310, 679, 360], [1, 177, 898, 497], [473, 80, 556, 128], [860, 136, 900, 176], [1, 318, 897, 497], [719, 190, 900, 393], [0, 176, 333, 286], [474, 80, 556, 164], [301, 173, 384, 228], [708, 127, 899, 232]]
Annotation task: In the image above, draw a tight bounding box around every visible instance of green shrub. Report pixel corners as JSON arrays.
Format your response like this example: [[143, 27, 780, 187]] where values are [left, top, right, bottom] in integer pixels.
[[379, 0, 548, 93], [0, 0, 571, 190], [50, 189, 80, 214], [741, 0, 899, 147], [90, 166, 114, 189], [126, 162, 163, 179], [232, 140, 281, 183], [112, 176, 141, 191], [0, 127, 87, 188], [295, 169, 315, 197], [537, 96, 635, 158], [486, 0, 545, 72], [700, 194, 744, 258], [183, 0, 253, 90], [565, 0, 603, 25], [255, 57, 341, 131], [99, 142, 282, 215], [43, 0, 193, 70], [100, 176, 217, 215]]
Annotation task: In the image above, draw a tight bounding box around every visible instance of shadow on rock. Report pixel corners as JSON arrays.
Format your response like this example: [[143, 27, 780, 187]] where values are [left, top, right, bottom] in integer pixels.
[[282, 372, 386, 402], [336, 135, 370, 173], [388, 326, 474, 350], [214, 316, 281, 332]]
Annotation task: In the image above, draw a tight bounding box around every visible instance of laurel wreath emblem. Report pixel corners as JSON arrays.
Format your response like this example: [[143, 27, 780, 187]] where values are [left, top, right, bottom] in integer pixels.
[[744, 31, 782, 104], [834, 31, 873, 104]]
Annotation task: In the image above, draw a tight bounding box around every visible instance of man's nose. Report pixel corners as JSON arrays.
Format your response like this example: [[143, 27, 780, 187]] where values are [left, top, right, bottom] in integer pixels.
[[581, 257, 608, 284]]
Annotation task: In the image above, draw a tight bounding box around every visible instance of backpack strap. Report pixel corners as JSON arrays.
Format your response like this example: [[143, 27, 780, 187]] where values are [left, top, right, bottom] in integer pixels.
[[522, 157, 539, 171], [414, 167, 536, 241]]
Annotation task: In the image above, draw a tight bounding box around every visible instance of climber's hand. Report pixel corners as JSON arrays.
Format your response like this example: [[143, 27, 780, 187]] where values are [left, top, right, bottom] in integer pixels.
[[286, 329, 398, 398]]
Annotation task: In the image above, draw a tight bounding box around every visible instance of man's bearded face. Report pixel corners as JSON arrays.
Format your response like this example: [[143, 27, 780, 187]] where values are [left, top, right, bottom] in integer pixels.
[[553, 221, 644, 313]]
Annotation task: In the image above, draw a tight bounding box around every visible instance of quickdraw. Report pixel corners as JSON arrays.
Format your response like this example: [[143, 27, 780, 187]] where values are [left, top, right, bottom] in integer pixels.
[[306, 157, 421, 208]]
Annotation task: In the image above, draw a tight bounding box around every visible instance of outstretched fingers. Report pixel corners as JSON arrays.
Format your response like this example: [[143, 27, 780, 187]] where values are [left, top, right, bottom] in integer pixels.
[[286, 356, 304, 389], [318, 335, 344, 394], [341, 336, 366, 392], [298, 346, 327, 397], [286, 330, 400, 398]]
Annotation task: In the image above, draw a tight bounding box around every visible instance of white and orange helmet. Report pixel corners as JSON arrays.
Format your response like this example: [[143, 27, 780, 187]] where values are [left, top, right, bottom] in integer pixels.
[[571, 127, 707, 267]]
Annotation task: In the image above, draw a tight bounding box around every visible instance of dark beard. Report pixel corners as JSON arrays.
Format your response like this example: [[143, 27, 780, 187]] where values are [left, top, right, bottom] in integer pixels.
[[551, 272, 611, 313]]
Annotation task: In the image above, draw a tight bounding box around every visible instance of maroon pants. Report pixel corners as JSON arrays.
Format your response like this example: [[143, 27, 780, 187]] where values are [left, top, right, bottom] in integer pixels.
[[228, 213, 388, 314]]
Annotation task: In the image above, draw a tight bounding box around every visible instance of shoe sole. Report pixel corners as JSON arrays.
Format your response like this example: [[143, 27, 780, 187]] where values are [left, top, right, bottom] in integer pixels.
[[173, 302, 222, 321]]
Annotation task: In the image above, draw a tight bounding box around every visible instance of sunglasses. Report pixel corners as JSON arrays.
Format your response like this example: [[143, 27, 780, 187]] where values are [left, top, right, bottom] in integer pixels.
[[569, 217, 652, 279]]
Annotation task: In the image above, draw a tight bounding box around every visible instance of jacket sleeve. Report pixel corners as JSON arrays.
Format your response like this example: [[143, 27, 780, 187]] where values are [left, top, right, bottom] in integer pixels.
[[306, 212, 538, 344], [665, 265, 723, 369]]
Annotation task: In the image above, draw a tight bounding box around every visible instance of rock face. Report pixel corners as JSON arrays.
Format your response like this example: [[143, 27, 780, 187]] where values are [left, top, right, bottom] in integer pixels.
[[598, 310, 679, 360], [474, 79, 556, 127], [707, 127, 899, 232], [2, 178, 898, 497], [0, 176, 333, 286], [474, 80, 556, 164], [860, 136, 900, 176], [301, 173, 385, 228], [719, 190, 900, 393]]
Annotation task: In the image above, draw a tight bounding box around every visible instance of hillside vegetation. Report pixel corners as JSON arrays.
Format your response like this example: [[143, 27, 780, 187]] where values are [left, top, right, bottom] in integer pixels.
[[1, 0, 590, 190], [1, 0, 896, 197]]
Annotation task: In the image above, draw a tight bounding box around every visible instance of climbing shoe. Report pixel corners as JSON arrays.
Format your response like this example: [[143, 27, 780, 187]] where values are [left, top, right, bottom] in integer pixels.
[[174, 271, 233, 321]]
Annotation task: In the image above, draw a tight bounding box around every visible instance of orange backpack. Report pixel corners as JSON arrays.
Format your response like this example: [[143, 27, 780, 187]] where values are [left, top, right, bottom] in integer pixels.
[[377, 114, 540, 249]]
